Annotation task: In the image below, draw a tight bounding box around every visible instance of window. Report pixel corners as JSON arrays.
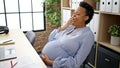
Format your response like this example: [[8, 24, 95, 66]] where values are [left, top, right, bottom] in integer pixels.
[[0, 0, 45, 31]]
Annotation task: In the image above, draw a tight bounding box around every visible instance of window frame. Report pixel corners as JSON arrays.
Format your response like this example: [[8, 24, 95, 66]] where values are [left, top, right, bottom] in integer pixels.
[[0, 0, 46, 32]]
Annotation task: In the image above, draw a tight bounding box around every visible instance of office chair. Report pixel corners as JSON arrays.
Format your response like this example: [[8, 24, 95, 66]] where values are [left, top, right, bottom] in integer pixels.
[[25, 31, 36, 46], [81, 44, 96, 68]]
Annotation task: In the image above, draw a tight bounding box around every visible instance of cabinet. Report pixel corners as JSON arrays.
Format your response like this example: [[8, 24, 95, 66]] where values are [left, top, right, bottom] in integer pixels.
[[97, 45, 120, 68], [61, 0, 120, 68]]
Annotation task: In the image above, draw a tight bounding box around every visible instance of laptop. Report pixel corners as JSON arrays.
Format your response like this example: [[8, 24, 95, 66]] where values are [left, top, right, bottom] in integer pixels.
[[0, 45, 17, 61]]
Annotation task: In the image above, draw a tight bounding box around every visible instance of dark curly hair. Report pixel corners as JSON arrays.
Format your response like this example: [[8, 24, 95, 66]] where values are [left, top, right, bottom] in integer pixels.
[[79, 1, 94, 24]]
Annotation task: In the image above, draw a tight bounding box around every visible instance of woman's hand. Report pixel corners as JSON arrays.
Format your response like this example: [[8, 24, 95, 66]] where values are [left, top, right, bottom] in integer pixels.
[[59, 17, 74, 31], [42, 53, 53, 66], [67, 17, 74, 25]]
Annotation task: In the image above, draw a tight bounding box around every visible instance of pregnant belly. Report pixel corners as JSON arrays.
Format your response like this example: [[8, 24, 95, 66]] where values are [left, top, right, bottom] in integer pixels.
[[42, 40, 68, 60]]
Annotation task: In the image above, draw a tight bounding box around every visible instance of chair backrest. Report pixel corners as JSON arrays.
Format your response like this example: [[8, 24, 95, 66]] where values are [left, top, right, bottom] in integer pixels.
[[82, 44, 95, 68], [25, 31, 35, 46]]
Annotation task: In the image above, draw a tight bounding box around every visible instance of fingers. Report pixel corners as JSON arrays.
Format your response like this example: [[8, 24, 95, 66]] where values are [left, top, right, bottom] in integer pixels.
[[68, 17, 75, 24], [42, 53, 49, 60], [41, 53, 53, 66], [42, 54, 45, 59], [71, 17, 76, 24]]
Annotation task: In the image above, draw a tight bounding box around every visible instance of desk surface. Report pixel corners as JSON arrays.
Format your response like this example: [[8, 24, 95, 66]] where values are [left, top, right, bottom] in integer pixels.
[[0, 29, 46, 68]]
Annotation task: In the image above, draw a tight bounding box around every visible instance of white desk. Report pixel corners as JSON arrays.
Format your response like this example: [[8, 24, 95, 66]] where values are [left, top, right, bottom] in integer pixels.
[[0, 29, 46, 68]]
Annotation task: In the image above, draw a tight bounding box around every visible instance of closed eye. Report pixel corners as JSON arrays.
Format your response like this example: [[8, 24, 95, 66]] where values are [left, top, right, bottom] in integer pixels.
[[76, 13, 80, 15]]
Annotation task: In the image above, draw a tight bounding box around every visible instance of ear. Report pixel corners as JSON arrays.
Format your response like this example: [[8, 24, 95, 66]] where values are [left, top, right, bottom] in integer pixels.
[[84, 16, 89, 21]]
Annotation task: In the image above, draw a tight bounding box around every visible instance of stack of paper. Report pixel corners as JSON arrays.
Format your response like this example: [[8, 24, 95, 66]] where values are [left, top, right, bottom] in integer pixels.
[[0, 45, 17, 61]]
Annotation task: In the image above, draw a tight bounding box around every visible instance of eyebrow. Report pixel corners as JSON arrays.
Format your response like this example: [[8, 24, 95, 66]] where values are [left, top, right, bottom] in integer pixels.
[[73, 11, 80, 14]]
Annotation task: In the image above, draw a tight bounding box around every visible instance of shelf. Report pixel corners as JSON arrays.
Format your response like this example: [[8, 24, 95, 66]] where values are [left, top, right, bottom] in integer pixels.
[[94, 10, 100, 13], [61, 7, 74, 10], [61, 0, 70, 8], [62, 8, 100, 13], [100, 11, 120, 16], [61, 0, 120, 68], [62, 7, 100, 13], [98, 14, 120, 43], [98, 41, 120, 53]]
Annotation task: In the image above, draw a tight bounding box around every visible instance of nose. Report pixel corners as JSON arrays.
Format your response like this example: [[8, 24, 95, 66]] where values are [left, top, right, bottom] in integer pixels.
[[72, 14, 76, 18]]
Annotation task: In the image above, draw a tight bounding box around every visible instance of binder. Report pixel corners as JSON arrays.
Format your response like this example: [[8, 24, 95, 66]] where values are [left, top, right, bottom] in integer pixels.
[[112, 0, 120, 13], [71, 0, 77, 9], [89, 13, 99, 41], [100, 0, 107, 11], [105, 0, 113, 12], [93, 13, 99, 41], [62, 9, 71, 25], [71, 0, 83, 9], [76, 0, 83, 8]]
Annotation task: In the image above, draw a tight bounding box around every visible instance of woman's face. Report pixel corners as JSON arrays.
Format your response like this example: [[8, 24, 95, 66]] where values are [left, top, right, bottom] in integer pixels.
[[71, 7, 88, 27]]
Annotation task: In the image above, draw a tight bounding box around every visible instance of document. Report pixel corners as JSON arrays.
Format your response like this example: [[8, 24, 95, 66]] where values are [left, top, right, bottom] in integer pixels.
[[0, 45, 17, 61]]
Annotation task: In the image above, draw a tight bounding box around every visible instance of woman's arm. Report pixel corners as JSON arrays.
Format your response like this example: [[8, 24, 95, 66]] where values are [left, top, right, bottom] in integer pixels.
[[48, 18, 73, 41]]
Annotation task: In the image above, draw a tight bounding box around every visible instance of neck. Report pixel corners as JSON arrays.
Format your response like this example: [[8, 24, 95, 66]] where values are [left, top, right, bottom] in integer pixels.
[[75, 24, 86, 29]]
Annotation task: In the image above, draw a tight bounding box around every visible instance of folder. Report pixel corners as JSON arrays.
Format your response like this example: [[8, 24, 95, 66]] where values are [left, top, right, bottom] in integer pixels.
[[100, 0, 107, 11], [89, 13, 99, 41], [62, 9, 71, 25], [93, 13, 99, 41], [105, 0, 113, 12], [112, 0, 120, 13], [76, 0, 83, 8], [71, 0, 77, 9]]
